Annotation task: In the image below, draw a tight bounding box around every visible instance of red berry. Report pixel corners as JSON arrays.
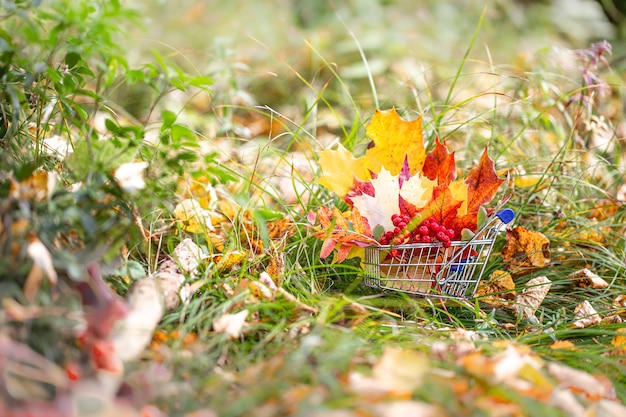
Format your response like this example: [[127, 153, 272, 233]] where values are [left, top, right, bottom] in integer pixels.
[[380, 236, 388, 244], [437, 231, 448, 241], [422, 235, 431, 243], [398, 222, 407, 229], [394, 227, 401, 235], [443, 240, 451, 248], [418, 225, 429, 236], [446, 228, 455, 238], [385, 231, 394, 239]]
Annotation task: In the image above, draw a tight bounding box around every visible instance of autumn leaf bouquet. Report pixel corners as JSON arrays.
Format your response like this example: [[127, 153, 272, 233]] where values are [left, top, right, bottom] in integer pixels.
[[312, 109, 506, 264]]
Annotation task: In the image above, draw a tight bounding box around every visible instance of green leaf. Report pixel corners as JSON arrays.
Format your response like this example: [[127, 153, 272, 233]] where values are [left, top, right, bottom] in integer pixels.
[[373, 225, 384, 241], [477, 205, 488, 229], [64, 52, 81, 68], [171, 124, 197, 143], [161, 110, 176, 130], [461, 228, 475, 241]]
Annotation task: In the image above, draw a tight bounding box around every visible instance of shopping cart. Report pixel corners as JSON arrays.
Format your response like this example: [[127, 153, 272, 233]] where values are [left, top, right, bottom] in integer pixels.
[[363, 209, 515, 300]]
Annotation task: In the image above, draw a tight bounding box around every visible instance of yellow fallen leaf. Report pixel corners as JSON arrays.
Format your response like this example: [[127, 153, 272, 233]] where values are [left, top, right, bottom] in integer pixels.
[[174, 199, 223, 233], [610, 328, 626, 356]]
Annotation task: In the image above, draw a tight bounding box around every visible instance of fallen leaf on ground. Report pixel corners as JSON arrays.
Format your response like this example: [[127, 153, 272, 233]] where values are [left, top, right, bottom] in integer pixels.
[[9, 170, 56, 201], [373, 400, 440, 417], [24, 234, 58, 301], [610, 328, 626, 356], [114, 161, 149, 193], [502, 226, 551, 273], [349, 347, 428, 397], [549, 340, 577, 351], [213, 310, 249, 339], [546, 362, 616, 401], [567, 268, 609, 289], [475, 270, 515, 307], [174, 238, 205, 274], [572, 300, 601, 328], [513, 276, 552, 320], [174, 199, 222, 233]]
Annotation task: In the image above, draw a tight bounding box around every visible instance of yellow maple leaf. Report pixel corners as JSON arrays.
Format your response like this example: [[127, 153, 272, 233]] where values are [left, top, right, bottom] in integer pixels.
[[317, 143, 371, 197], [364, 109, 425, 176]]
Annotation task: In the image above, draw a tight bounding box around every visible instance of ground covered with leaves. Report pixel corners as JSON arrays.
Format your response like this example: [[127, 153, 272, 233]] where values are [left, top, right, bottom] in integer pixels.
[[2, 0, 626, 416]]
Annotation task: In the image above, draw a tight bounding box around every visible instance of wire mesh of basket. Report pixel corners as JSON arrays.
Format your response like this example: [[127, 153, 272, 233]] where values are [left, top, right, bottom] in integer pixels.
[[363, 209, 515, 299]]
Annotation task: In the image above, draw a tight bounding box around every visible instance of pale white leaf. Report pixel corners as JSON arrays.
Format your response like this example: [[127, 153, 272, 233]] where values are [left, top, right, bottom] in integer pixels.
[[399, 172, 435, 209], [213, 310, 249, 339], [350, 168, 399, 231], [114, 161, 149, 193], [174, 238, 204, 274], [572, 300, 602, 328]]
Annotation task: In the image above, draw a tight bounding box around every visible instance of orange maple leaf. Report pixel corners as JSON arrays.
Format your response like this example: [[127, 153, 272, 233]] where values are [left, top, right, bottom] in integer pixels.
[[464, 146, 505, 215], [422, 137, 456, 186], [364, 109, 425, 176], [313, 206, 376, 262]]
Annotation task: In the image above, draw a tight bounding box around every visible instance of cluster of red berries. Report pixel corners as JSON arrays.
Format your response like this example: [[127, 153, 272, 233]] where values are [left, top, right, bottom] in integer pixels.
[[379, 214, 456, 248]]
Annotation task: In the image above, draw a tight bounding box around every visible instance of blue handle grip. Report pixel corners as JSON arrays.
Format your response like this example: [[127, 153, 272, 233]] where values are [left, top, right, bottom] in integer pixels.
[[496, 208, 515, 224]]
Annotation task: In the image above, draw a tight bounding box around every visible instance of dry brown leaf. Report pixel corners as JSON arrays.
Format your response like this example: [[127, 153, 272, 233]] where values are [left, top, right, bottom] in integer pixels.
[[567, 268, 609, 289], [349, 347, 428, 397], [612, 294, 626, 315], [475, 270, 515, 307], [9, 170, 56, 201], [373, 401, 440, 417], [501, 226, 551, 273], [265, 251, 285, 285], [213, 310, 249, 339], [546, 362, 616, 401], [572, 300, 602, 328], [24, 234, 58, 301], [513, 276, 552, 319], [602, 315, 623, 324], [590, 400, 626, 417], [174, 238, 204, 274]]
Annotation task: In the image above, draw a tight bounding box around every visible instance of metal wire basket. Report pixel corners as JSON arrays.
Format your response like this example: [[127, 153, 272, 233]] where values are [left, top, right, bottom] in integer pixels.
[[363, 209, 515, 299]]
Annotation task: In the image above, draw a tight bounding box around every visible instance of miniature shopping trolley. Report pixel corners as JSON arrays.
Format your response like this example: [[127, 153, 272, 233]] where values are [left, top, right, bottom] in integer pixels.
[[363, 209, 515, 300]]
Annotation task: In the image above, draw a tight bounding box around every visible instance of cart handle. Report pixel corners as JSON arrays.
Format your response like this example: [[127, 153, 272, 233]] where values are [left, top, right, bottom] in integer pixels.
[[496, 208, 515, 225]]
